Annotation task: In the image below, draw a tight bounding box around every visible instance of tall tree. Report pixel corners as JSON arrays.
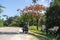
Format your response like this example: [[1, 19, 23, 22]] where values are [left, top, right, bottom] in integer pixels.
[[0, 5, 5, 27], [0, 5, 5, 13], [45, 0, 60, 34], [32, 0, 38, 5], [18, 4, 47, 30], [32, 0, 47, 30]]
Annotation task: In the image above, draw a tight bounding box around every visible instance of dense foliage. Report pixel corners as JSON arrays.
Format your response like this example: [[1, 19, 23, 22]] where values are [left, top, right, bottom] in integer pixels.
[[17, 4, 47, 30], [3, 13, 36, 27], [45, 0, 60, 36], [45, 0, 60, 27], [0, 5, 5, 27], [45, 5, 60, 28]]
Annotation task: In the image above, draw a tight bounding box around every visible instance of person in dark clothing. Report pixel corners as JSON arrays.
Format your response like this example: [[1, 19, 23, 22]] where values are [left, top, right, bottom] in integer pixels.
[[22, 22, 28, 34]]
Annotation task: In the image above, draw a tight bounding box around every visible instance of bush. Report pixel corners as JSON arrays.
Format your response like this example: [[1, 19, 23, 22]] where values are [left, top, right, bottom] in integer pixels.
[[0, 19, 3, 27]]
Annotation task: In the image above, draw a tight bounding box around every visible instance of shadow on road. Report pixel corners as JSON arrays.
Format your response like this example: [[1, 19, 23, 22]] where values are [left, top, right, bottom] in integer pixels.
[[0, 32, 25, 34]]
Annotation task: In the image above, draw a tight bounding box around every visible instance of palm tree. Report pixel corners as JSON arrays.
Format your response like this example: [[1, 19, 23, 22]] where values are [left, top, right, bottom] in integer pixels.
[[0, 5, 5, 13], [32, 0, 38, 5], [3, 15, 8, 20]]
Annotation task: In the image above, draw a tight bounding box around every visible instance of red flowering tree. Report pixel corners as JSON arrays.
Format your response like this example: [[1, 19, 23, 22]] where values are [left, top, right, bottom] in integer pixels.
[[17, 4, 47, 30]]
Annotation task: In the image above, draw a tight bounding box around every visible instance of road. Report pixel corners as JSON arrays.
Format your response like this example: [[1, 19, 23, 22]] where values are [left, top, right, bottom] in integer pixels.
[[0, 27, 38, 40]]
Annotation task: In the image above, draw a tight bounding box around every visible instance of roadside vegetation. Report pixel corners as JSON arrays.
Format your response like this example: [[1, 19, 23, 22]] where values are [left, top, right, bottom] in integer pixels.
[[29, 26, 59, 40], [0, 5, 5, 27]]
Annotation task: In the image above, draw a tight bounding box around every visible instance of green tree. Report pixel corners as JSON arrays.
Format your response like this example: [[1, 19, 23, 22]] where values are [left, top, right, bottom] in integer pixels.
[[44, 0, 60, 36], [3, 15, 8, 20], [9, 16, 20, 27], [0, 5, 5, 13], [46, 0, 60, 28], [45, 0, 60, 34], [0, 5, 5, 27], [21, 12, 36, 26], [32, 0, 38, 4], [50, 0, 60, 7], [4, 16, 14, 26]]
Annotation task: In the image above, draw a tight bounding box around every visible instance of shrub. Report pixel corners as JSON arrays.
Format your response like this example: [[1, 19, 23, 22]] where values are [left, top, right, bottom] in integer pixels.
[[0, 19, 3, 27]]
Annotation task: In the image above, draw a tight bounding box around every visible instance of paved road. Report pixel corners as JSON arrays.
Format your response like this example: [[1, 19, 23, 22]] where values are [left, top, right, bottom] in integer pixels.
[[0, 27, 38, 40]]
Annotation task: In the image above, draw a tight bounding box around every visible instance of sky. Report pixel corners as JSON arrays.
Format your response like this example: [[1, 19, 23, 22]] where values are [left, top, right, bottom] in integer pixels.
[[0, 0, 51, 18]]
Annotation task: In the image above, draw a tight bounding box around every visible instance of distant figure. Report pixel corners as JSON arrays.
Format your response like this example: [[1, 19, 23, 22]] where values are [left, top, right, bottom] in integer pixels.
[[22, 22, 28, 34]]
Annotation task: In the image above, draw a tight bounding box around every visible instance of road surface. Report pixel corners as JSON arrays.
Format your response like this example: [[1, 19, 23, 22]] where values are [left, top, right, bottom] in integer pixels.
[[0, 27, 38, 40]]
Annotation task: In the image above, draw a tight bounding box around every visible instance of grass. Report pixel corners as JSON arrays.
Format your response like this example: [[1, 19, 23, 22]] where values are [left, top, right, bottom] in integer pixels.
[[29, 26, 48, 40], [29, 26, 58, 40], [29, 26, 42, 31]]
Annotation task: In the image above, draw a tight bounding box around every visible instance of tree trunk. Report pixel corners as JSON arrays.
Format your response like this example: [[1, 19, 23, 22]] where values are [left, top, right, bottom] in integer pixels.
[[37, 19, 39, 30]]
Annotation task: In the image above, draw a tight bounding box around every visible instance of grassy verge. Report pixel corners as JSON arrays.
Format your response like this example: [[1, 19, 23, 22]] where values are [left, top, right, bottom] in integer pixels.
[[29, 26, 57, 40]]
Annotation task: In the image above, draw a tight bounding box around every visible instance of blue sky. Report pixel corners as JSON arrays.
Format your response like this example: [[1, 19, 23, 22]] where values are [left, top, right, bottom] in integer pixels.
[[0, 0, 51, 18]]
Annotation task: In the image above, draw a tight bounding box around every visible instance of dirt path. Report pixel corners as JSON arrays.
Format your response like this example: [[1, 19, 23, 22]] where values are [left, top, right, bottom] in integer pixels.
[[0, 27, 38, 40]]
